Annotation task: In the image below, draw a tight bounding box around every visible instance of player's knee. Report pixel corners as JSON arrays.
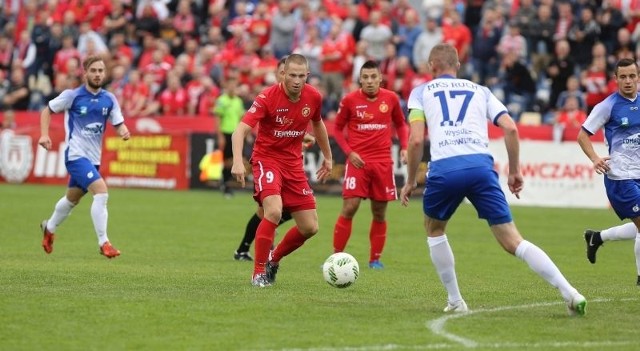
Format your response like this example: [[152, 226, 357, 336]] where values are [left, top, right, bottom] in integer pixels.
[[299, 224, 319, 238]]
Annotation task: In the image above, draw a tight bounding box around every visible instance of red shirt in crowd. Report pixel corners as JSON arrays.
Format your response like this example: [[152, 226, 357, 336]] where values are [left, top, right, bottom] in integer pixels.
[[159, 87, 188, 115], [242, 83, 323, 166], [333, 88, 408, 162]]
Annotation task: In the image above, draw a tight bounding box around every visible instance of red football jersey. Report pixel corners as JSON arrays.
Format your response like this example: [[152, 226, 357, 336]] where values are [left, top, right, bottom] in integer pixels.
[[334, 88, 408, 162], [242, 83, 323, 166]]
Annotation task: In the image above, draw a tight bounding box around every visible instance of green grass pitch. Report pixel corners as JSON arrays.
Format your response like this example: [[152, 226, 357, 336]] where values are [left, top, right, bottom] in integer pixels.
[[1, 183, 639, 350]]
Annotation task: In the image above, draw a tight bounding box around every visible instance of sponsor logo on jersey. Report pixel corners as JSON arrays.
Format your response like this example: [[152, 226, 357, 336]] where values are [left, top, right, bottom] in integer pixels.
[[621, 132, 640, 149], [82, 122, 105, 135], [621, 117, 629, 127]]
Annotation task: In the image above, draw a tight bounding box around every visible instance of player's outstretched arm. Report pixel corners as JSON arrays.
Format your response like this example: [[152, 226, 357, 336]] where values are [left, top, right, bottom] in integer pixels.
[[115, 123, 130, 140], [400, 119, 425, 207], [311, 119, 333, 182], [38, 106, 53, 150], [231, 122, 252, 187], [496, 113, 523, 199], [577, 128, 610, 174]]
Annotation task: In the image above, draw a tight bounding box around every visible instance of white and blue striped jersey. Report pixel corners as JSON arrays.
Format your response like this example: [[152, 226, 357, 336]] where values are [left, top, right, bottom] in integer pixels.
[[407, 75, 508, 173], [582, 92, 640, 180], [48, 86, 124, 165]]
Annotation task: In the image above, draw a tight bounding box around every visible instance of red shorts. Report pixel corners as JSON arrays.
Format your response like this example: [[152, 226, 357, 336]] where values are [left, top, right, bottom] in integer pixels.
[[342, 160, 397, 201], [252, 159, 316, 212]]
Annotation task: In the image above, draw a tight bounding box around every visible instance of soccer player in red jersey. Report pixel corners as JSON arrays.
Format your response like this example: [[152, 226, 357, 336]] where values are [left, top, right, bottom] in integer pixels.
[[332, 60, 409, 269], [231, 54, 333, 287]]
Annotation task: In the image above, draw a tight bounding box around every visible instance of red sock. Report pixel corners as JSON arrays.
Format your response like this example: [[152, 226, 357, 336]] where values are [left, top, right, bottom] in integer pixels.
[[369, 220, 387, 263], [333, 215, 353, 253], [253, 219, 278, 277], [271, 226, 308, 263]]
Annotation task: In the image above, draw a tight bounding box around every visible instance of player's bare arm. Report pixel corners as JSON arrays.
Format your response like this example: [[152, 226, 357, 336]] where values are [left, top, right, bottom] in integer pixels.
[[115, 123, 131, 140], [311, 119, 332, 182], [38, 106, 53, 150], [400, 118, 425, 207], [496, 113, 523, 199], [231, 122, 252, 187], [577, 129, 611, 174], [348, 152, 365, 168]]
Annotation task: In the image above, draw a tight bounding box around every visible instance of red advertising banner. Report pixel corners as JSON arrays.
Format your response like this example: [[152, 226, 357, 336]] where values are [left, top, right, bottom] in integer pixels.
[[101, 130, 190, 189], [0, 112, 199, 189]]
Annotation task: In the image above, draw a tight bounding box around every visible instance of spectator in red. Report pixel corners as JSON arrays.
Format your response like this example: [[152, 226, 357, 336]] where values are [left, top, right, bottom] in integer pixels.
[[158, 71, 188, 115], [324, 0, 350, 20], [13, 0, 38, 42], [252, 46, 279, 86], [390, 0, 415, 26], [197, 76, 220, 116], [555, 95, 587, 128], [231, 40, 261, 86], [109, 32, 135, 67], [384, 55, 415, 102], [185, 65, 220, 115], [249, 2, 272, 47], [173, 0, 198, 38], [49, 0, 72, 24], [141, 48, 173, 93], [320, 20, 352, 111], [581, 56, 610, 114], [122, 70, 155, 117], [442, 11, 472, 66], [356, 0, 380, 23], [85, 0, 112, 32]]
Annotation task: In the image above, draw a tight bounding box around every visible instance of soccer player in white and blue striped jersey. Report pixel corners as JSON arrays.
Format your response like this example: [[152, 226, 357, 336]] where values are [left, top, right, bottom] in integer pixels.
[[38, 55, 130, 259], [578, 58, 640, 285], [400, 44, 586, 316]]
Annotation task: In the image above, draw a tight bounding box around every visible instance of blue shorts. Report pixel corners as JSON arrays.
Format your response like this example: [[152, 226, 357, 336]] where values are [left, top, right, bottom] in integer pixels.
[[66, 158, 102, 192], [604, 177, 640, 220], [423, 166, 512, 225]]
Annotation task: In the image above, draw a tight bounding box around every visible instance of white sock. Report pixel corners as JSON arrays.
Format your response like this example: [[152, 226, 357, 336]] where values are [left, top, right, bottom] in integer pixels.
[[91, 193, 109, 246], [428, 235, 463, 304], [48, 196, 76, 232], [515, 240, 577, 301], [601, 222, 638, 241], [635, 234, 640, 276]]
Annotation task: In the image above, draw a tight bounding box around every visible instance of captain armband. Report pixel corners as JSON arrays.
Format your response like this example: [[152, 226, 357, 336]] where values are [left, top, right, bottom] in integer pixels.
[[408, 109, 426, 123]]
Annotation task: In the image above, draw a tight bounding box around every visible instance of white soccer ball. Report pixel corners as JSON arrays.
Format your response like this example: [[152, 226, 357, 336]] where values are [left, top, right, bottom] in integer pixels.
[[322, 252, 359, 288]]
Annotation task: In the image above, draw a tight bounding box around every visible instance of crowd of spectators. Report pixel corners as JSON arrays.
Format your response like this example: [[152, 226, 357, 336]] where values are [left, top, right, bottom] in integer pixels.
[[2, 0, 640, 129]]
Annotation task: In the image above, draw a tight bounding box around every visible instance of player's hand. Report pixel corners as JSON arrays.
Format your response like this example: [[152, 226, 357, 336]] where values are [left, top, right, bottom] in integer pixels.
[[400, 181, 417, 207], [302, 134, 316, 150], [38, 136, 52, 150], [348, 152, 365, 168], [592, 156, 611, 175], [119, 126, 131, 141], [316, 158, 332, 183], [400, 150, 408, 164], [231, 162, 246, 188], [507, 173, 524, 199]]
